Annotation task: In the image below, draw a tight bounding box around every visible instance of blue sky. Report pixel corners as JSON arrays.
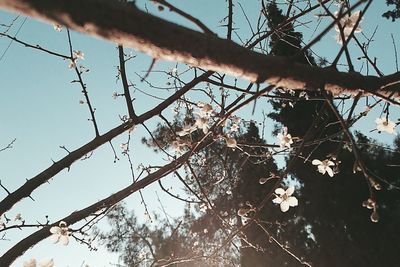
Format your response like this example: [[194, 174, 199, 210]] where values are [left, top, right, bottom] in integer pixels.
[[0, 0, 399, 266]]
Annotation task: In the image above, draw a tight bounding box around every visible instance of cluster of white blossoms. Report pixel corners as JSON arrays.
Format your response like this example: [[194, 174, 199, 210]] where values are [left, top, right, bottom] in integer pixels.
[[272, 186, 298, 212], [334, 10, 362, 44], [312, 159, 335, 177], [176, 102, 213, 137], [23, 258, 54, 267], [199, 203, 209, 213], [223, 117, 242, 149], [173, 102, 243, 153], [375, 117, 397, 135], [49, 221, 70, 246], [52, 24, 86, 69]]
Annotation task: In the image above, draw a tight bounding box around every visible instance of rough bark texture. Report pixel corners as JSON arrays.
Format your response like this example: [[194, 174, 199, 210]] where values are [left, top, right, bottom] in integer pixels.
[[0, 0, 399, 96]]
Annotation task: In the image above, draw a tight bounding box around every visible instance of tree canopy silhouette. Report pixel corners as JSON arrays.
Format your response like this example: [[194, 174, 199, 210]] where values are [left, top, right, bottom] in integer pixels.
[[98, 2, 400, 266]]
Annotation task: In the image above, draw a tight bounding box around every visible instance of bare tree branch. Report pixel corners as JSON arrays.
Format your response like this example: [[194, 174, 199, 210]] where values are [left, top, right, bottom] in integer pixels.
[[0, 0, 399, 96], [0, 130, 212, 266], [0, 71, 212, 216]]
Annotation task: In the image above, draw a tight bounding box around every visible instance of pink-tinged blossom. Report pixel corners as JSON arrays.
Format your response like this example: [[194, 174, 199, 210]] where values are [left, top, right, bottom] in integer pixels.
[[49, 221, 70, 246]]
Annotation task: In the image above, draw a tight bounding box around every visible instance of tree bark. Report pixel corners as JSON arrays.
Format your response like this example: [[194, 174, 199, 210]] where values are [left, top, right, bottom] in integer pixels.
[[0, 0, 399, 96]]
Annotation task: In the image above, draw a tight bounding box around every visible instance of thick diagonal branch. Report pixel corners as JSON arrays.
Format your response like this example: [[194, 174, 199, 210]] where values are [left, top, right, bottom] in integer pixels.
[[0, 146, 196, 266], [0, 0, 399, 96]]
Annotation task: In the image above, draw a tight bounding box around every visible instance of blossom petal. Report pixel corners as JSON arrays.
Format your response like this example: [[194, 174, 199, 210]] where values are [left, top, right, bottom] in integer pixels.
[[275, 188, 285, 196], [50, 226, 60, 234], [326, 167, 334, 177], [50, 234, 60, 244], [59, 235, 69, 246], [318, 165, 326, 174], [312, 159, 322, 165], [286, 186, 295, 196], [287, 196, 298, 207], [280, 201, 290, 212], [272, 197, 283, 204]]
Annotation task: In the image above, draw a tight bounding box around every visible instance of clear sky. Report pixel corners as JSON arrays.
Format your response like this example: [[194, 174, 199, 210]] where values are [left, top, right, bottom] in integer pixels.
[[0, 0, 399, 266]]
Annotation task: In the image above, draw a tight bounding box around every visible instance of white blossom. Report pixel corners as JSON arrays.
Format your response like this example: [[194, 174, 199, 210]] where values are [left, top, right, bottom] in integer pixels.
[[68, 60, 76, 69], [272, 186, 298, 212], [170, 67, 178, 75], [73, 50, 85, 60], [312, 159, 335, 177], [230, 123, 239, 132], [277, 128, 293, 148], [197, 102, 213, 117], [237, 208, 251, 217], [199, 203, 208, 212], [375, 117, 396, 135], [334, 11, 362, 44], [49, 221, 70, 246], [120, 143, 128, 152], [53, 24, 62, 32], [112, 91, 118, 99], [14, 213, 22, 221], [195, 117, 209, 134]]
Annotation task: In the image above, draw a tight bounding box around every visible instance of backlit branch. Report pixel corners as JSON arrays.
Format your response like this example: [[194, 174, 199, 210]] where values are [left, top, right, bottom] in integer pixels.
[[0, 0, 399, 96]]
